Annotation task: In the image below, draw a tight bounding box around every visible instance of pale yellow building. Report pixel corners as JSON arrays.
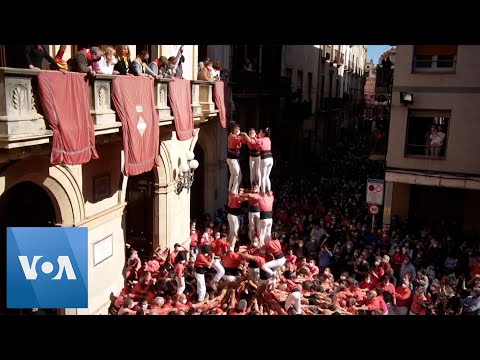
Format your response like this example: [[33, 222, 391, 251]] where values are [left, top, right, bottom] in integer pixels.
[[0, 44, 229, 314], [383, 45, 480, 236]]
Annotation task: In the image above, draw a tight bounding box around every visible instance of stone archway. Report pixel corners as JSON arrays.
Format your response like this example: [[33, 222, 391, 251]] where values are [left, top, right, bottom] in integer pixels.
[[0, 181, 58, 314]]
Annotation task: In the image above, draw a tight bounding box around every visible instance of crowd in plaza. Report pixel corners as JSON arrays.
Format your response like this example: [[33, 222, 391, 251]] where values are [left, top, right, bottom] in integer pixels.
[[111, 125, 480, 315]]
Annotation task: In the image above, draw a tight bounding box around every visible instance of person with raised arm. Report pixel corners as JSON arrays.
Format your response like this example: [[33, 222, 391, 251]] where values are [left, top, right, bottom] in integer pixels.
[[227, 123, 247, 194]]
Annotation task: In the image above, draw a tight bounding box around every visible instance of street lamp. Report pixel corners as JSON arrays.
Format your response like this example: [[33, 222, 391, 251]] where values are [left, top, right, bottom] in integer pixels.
[[175, 151, 199, 195]]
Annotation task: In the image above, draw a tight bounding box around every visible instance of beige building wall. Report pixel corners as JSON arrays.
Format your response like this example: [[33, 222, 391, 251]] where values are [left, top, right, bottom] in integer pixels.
[[387, 45, 480, 175]]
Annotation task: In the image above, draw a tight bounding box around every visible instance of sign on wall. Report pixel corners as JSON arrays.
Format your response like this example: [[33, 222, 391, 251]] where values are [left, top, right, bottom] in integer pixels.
[[366, 178, 384, 205]]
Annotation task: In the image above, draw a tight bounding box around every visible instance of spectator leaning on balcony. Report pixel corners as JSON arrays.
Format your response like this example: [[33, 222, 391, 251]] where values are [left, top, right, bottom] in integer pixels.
[[24, 45, 61, 71], [67, 46, 103, 77], [93, 46, 120, 75], [165, 56, 177, 78], [148, 56, 168, 77], [197, 60, 214, 81], [131, 50, 161, 79], [176, 55, 185, 79], [114, 45, 132, 75]]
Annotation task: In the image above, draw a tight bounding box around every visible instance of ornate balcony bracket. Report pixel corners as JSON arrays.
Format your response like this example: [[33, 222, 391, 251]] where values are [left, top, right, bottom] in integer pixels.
[[0, 67, 51, 149], [90, 74, 117, 125], [155, 78, 174, 123]]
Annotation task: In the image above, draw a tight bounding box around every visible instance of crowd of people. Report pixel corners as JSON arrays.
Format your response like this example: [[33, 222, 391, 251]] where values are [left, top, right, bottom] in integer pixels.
[[24, 45, 187, 80], [110, 127, 480, 315]]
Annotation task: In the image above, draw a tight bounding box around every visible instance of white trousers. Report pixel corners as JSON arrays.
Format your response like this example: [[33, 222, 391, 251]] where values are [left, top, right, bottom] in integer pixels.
[[259, 157, 274, 193], [249, 156, 261, 187], [195, 272, 207, 301], [227, 214, 240, 241], [285, 291, 302, 315], [176, 276, 185, 295], [212, 258, 225, 282], [248, 211, 260, 240], [263, 256, 286, 278], [227, 158, 242, 194], [258, 218, 273, 245]]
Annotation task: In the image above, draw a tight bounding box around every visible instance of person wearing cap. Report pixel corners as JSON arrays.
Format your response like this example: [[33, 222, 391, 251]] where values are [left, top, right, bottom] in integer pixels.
[[194, 244, 215, 302]]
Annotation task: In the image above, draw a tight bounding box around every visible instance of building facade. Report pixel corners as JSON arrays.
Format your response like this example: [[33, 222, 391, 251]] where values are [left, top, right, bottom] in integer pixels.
[[364, 59, 376, 118], [280, 45, 367, 161], [382, 45, 480, 237], [0, 44, 229, 314]]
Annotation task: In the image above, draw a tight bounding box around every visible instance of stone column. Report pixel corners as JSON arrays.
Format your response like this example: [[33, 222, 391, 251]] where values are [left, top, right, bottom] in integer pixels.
[[199, 81, 215, 114], [155, 79, 174, 121], [90, 75, 116, 125], [0, 68, 47, 136], [191, 81, 203, 120]]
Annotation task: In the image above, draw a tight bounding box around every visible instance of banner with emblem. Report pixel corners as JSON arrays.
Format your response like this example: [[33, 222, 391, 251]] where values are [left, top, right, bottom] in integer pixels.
[[112, 76, 161, 176]]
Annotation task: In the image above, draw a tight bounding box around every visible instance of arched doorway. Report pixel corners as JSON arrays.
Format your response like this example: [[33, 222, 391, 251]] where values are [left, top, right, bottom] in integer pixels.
[[0, 181, 57, 315], [125, 170, 155, 260], [190, 144, 205, 221]]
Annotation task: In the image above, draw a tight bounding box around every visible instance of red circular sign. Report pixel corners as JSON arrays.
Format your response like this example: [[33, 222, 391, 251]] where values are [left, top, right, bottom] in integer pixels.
[[369, 205, 379, 215], [368, 185, 375, 191], [375, 185, 382, 192]]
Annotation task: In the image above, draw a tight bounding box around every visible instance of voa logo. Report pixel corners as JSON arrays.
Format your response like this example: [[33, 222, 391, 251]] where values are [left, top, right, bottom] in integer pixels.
[[18, 256, 77, 280]]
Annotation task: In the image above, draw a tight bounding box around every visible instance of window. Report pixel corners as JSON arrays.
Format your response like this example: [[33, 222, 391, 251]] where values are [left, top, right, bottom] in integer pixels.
[[307, 72, 312, 101], [405, 109, 450, 158], [412, 45, 457, 73]]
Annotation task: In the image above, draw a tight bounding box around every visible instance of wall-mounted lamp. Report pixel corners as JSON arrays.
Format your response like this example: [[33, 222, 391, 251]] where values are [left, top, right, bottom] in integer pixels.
[[175, 151, 199, 195], [400, 92, 414, 105]]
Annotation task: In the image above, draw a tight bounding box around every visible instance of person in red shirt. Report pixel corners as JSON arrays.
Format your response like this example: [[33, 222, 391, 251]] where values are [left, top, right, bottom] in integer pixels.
[[247, 128, 261, 187], [371, 257, 385, 285], [307, 259, 320, 276], [238, 250, 273, 289], [247, 236, 261, 282], [227, 191, 246, 242], [379, 275, 396, 314], [247, 183, 261, 241], [262, 235, 286, 278], [209, 232, 226, 290], [394, 279, 412, 315], [359, 274, 375, 290], [254, 127, 273, 194], [227, 123, 247, 194], [410, 286, 427, 315], [174, 252, 187, 297], [244, 191, 274, 245], [222, 246, 244, 283], [285, 248, 297, 271], [194, 244, 215, 302]]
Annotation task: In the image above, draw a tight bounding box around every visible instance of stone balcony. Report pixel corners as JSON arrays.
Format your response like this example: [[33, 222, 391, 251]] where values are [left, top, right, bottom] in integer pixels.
[[0, 68, 221, 153]]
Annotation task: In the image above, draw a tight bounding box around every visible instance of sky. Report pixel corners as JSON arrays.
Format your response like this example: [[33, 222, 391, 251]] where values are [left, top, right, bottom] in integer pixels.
[[367, 45, 392, 64]]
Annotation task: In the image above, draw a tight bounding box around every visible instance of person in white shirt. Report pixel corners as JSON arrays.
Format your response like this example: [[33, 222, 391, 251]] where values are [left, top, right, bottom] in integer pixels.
[[93, 46, 119, 75], [430, 125, 446, 157]]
